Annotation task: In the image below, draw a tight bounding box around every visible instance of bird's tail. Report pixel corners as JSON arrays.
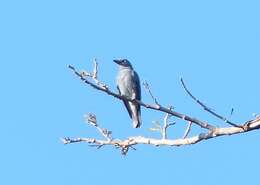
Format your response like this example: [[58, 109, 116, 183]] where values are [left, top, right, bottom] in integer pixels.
[[132, 108, 141, 128]]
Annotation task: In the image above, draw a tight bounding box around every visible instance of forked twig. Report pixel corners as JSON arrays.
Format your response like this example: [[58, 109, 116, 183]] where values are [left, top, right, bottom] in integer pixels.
[[162, 106, 175, 139]]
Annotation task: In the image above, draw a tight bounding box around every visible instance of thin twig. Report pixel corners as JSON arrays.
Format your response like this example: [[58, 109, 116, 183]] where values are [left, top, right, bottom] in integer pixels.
[[180, 77, 241, 128], [143, 81, 159, 105], [93, 58, 98, 79], [162, 106, 174, 139], [91, 59, 108, 88], [183, 121, 192, 139]]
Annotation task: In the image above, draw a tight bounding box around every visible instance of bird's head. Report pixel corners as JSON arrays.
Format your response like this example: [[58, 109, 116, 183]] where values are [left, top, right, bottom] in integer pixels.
[[113, 59, 133, 69]]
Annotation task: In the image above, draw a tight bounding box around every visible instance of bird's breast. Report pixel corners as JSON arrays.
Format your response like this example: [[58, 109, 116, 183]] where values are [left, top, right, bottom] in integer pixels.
[[117, 69, 134, 96]]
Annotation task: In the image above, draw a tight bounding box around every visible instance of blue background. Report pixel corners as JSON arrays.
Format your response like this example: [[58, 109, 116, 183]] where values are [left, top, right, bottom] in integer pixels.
[[1, 0, 259, 184]]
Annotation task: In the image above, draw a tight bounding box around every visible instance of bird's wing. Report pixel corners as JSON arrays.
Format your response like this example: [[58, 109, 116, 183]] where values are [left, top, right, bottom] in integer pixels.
[[117, 85, 133, 118], [123, 100, 133, 118], [131, 70, 141, 127], [132, 71, 141, 101], [132, 71, 141, 115]]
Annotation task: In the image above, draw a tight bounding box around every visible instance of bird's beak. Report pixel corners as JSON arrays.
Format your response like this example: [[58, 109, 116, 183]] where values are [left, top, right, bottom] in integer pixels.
[[113, 59, 121, 65]]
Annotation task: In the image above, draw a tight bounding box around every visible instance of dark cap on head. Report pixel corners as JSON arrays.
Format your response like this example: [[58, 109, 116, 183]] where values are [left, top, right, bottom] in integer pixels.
[[113, 59, 132, 68]]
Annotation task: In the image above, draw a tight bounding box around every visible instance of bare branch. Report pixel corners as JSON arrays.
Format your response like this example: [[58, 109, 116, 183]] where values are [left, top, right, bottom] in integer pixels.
[[62, 117, 260, 154], [180, 77, 241, 127], [68, 65, 216, 130]]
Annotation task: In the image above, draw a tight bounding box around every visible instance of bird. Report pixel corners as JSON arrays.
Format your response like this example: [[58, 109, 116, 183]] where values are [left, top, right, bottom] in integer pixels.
[[113, 59, 142, 128]]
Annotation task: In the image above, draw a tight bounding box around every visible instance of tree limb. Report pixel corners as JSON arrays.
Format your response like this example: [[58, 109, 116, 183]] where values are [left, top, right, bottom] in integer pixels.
[[62, 116, 260, 155]]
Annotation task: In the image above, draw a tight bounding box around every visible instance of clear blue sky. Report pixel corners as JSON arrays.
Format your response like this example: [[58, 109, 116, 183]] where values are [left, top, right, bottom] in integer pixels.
[[1, 0, 259, 185]]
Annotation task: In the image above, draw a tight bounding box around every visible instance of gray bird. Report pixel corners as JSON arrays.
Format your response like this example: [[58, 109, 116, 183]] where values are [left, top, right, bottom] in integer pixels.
[[113, 59, 141, 128]]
